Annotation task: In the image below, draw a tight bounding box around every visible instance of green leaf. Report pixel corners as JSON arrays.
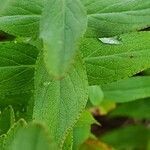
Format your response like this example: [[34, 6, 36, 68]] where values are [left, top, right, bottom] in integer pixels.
[[62, 132, 73, 150], [110, 98, 150, 119], [0, 42, 38, 107], [33, 52, 88, 147], [3, 119, 27, 150], [81, 32, 150, 85], [82, 0, 150, 37], [101, 125, 150, 150], [1, 119, 56, 150], [0, 0, 43, 37], [89, 85, 104, 106], [73, 111, 97, 150], [0, 135, 6, 149], [10, 123, 57, 150], [102, 76, 150, 102], [40, 0, 87, 77], [0, 106, 15, 135]]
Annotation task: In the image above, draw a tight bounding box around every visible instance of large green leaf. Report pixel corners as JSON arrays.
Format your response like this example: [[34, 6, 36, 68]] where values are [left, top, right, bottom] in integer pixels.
[[0, 0, 43, 37], [0, 106, 15, 135], [0, 42, 38, 107], [110, 98, 150, 119], [10, 124, 57, 150], [40, 0, 87, 77], [33, 52, 88, 147], [81, 32, 150, 85], [101, 76, 150, 102], [81, 0, 150, 37], [1, 0, 149, 38]]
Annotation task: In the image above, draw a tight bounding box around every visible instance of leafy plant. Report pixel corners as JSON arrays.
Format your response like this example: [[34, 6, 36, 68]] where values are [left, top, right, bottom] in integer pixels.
[[0, 0, 150, 150]]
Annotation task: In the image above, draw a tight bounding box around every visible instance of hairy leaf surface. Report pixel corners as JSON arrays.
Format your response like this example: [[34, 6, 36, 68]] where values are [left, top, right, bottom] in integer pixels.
[[33, 52, 88, 146], [40, 0, 87, 77]]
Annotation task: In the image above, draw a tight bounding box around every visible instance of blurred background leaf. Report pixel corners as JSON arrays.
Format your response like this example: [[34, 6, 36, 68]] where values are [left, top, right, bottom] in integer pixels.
[[100, 125, 150, 150]]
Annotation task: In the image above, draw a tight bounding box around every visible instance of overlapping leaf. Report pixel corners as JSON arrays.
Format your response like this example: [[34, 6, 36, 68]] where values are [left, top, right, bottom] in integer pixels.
[[0, 0, 43, 37], [81, 32, 150, 85], [110, 98, 150, 119], [73, 111, 97, 150], [82, 0, 150, 37], [3, 119, 27, 150], [40, 0, 87, 77], [89, 85, 104, 106], [0, 42, 38, 107], [0, 119, 56, 150], [102, 76, 150, 102], [10, 124, 57, 150], [33, 52, 88, 147]]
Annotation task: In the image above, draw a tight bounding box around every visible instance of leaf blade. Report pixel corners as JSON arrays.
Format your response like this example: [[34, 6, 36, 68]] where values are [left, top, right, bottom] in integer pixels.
[[40, 0, 87, 77], [110, 98, 150, 119], [81, 32, 150, 85], [33, 52, 88, 146], [73, 111, 97, 150], [0, 0, 43, 37], [0, 42, 38, 109], [102, 76, 150, 102], [10, 124, 57, 150], [82, 0, 150, 37]]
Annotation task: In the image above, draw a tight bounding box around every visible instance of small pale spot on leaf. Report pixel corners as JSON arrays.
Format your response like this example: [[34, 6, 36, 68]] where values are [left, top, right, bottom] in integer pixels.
[[98, 37, 121, 45]]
